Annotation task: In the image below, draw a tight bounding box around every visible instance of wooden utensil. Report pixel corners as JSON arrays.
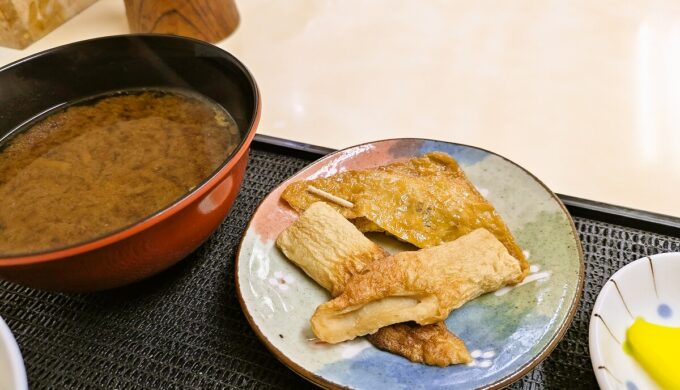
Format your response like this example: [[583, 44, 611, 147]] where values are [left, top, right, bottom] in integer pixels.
[[123, 0, 239, 43]]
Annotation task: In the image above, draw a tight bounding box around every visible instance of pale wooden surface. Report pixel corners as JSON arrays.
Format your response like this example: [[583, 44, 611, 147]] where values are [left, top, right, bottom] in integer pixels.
[[0, 0, 678, 217]]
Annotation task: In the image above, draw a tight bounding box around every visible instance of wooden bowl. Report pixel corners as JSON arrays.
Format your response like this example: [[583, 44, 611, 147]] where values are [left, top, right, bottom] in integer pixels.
[[0, 35, 260, 291]]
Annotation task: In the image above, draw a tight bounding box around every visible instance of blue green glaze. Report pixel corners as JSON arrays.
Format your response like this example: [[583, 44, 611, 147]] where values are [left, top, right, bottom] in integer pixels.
[[237, 139, 583, 390]]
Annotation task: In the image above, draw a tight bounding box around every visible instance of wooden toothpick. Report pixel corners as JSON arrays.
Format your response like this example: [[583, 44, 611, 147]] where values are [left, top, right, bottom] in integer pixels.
[[307, 186, 354, 208]]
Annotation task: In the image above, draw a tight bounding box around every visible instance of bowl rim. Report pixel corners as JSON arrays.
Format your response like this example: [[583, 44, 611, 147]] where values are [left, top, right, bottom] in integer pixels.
[[589, 252, 680, 390], [0, 34, 260, 265], [235, 137, 585, 390], [0, 316, 28, 390]]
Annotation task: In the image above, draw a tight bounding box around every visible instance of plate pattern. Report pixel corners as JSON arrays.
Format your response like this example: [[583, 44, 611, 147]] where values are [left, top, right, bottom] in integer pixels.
[[236, 139, 583, 389]]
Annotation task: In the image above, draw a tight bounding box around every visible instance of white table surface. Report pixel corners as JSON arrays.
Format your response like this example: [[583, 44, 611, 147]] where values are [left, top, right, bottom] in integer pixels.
[[2, 0, 679, 217]]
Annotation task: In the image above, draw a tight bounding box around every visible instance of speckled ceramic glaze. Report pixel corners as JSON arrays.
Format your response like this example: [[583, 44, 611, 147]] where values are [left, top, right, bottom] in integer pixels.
[[236, 139, 583, 389], [590, 253, 680, 390]]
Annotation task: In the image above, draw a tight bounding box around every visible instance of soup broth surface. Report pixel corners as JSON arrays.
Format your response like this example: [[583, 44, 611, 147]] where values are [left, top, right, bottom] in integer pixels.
[[0, 90, 239, 256]]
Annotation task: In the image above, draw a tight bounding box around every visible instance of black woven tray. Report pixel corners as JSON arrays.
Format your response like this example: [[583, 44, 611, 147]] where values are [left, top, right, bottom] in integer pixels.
[[1, 136, 679, 389]]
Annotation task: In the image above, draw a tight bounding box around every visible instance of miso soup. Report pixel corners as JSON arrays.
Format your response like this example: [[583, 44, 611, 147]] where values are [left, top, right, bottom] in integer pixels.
[[0, 90, 240, 256]]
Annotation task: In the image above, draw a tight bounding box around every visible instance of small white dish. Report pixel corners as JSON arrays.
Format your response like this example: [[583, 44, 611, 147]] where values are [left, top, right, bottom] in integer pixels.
[[589, 252, 680, 390], [0, 316, 27, 390]]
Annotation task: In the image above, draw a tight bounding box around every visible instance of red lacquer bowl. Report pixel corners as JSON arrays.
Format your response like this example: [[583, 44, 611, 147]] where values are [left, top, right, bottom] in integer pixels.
[[0, 35, 260, 291]]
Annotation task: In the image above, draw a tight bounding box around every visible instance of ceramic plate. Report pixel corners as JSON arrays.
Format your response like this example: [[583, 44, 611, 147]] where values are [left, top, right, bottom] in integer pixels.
[[0, 316, 27, 390], [236, 139, 583, 389], [589, 252, 680, 390]]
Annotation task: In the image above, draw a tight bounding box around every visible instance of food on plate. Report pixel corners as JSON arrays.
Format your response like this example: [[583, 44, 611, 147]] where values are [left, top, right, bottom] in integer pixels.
[[352, 217, 384, 233], [276, 202, 471, 366], [281, 152, 528, 279], [276, 152, 528, 364], [368, 321, 471, 366], [0, 90, 239, 256], [625, 317, 680, 389], [310, 228, 523, 343], [276, 202, 388, 297]]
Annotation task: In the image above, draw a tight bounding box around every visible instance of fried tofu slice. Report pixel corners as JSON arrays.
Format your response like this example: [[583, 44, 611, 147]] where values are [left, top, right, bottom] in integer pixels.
[[276, 202, 471, 365], [351, 217, 384, 233], [281, 152, 528, 281], [276, 202, 388, 297], [368, 322, 471, 366], [311, 228, 523, 344]]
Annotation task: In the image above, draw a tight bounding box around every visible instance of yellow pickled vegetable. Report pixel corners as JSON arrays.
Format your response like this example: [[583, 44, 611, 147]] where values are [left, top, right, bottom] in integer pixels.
[[625, 317, 680, 390]]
